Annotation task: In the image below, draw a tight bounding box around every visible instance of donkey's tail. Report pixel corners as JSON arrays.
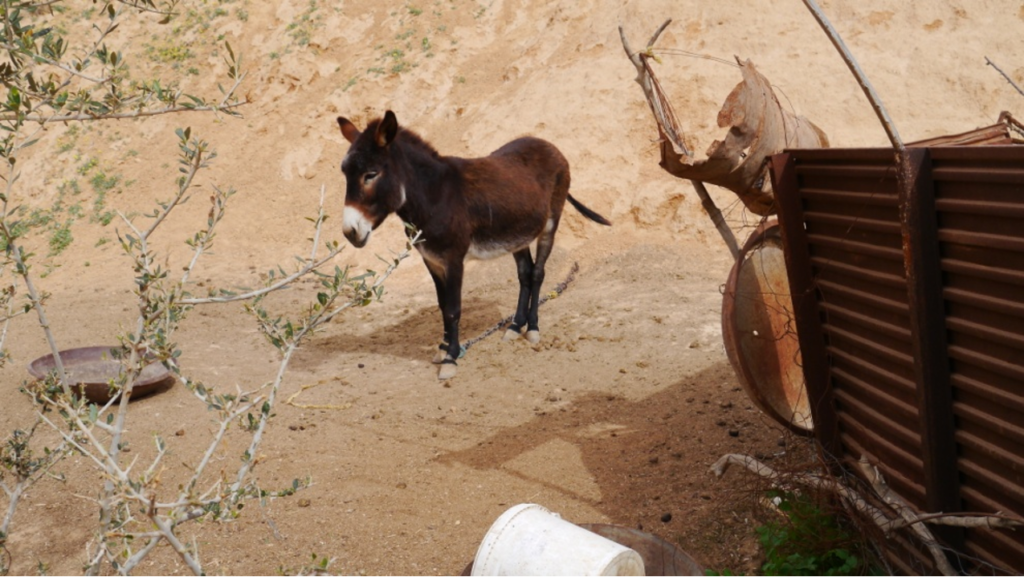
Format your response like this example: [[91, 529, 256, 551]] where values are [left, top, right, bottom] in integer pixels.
[[567, 194, 612, 226]]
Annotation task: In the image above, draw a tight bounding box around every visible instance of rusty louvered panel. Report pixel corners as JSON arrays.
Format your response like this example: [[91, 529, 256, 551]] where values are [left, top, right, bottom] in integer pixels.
[[772, 145, 1024, 574], [772, 150, 927, 509], [930, 146, 1024, 573]]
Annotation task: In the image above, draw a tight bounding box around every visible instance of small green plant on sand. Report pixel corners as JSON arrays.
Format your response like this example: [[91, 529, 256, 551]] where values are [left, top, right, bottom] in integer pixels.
[[278, 552, 334, 576], [705, 489, 880, 576], [756, 491, 879, 576]]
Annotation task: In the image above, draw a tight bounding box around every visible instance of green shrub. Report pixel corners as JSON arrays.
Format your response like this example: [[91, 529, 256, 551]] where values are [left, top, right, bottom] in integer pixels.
[[705, 488, 879, 576], [48, 222, 73, 255], [757, 491, 878, 576]]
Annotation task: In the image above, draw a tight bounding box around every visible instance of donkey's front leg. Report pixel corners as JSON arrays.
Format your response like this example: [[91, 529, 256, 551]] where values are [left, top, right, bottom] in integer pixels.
[[426, 266, 452, 365], [437, 259, 464, 380]]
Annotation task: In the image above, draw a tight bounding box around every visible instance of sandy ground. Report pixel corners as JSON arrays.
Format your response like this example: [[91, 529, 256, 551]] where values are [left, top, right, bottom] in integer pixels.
[[2, 0, 1021, 574]]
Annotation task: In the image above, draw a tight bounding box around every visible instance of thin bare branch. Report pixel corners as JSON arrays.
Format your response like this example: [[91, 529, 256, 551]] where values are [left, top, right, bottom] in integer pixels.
[[179, 248, 344, 305], [310, 184, 326, 261], [0, 100, 247, 124], [618, 20, 688, 156], [894, 511, 1024, 531], [712, 453, 893, 541], [645, 19, 672, 48], [692, 182, 739, 259], [118, 535, 162, 575], [1, 483, 24, 537], [985, 56, 1024, 98], [228, 342, 301, 495], [144, 148, 202, 239], [0, 43, 108, 83], [149, 514, 202, 575], [179, 398, 258, 500], [9, 244, 71, 396], [115, 209, 145, 240], [800, 0, 903, 149]]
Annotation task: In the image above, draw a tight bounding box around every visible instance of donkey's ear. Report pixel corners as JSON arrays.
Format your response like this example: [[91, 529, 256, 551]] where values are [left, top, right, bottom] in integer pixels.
[[338, 117, 361, 144], [375, 110, 399, 147]]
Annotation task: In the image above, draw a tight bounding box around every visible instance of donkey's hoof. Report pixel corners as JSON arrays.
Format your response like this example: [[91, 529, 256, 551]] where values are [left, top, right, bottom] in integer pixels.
[[438, 363, 457, 380], [526, 330, 541, 344], [502, 328, 521, 342]]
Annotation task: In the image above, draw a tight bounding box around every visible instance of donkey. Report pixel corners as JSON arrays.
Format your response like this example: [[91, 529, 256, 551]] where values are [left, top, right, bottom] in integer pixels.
[[336, 110, 610, 379]]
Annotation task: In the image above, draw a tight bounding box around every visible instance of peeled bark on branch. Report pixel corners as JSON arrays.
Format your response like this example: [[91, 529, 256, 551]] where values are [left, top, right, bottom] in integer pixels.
[[619, 21, 739, 258], [619, 21, 828, 224], [660, 59, 829, 216]]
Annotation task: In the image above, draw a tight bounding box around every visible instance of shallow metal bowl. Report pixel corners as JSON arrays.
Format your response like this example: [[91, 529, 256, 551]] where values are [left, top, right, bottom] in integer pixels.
[[27, 346, 175, 404]]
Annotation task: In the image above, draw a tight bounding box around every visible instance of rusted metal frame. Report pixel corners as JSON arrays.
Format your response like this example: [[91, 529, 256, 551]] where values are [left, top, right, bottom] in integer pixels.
[[897, 147, 964, 551], [771, 152, 840, 458]]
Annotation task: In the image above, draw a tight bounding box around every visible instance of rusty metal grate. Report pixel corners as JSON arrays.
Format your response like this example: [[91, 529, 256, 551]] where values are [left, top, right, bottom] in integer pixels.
[[771, 145, 1024, 574]]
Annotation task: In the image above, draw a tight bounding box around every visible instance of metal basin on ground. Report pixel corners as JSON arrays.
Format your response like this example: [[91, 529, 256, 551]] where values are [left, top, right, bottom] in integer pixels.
[[27, 346, 175, 404], [578, 524, 704, 576]]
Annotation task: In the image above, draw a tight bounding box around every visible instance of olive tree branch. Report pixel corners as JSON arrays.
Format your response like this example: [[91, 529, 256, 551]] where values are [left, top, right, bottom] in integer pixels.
[[178, 248, 344, 306], [146, 142, 205, 239], [0, 423, 69, 544], [0, 99, 248, 124], [227, 231, 420, 499], [178, 184, 342, 306]]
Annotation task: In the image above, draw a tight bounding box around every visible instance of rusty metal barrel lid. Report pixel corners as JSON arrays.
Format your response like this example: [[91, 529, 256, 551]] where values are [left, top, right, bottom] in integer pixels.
[[722, 219, 813, 434]]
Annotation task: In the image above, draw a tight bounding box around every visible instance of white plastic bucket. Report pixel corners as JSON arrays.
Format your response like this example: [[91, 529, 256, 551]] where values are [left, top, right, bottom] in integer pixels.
[[471, 503, 645, 576]]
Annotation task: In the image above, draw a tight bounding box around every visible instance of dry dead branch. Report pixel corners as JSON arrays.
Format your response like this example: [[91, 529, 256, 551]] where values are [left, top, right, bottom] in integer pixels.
[[710, 453, 892, 531], [854, 457, 956, 575], [619, 21, 739, 259]]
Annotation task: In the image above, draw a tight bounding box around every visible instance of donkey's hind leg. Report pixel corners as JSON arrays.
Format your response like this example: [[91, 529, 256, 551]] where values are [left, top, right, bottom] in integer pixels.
[[524, 226, 556, 344], [503, 248, 534, 342]]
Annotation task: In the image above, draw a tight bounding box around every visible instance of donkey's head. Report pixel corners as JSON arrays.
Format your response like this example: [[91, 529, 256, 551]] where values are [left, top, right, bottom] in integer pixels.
[[336, 110, 405, 248]]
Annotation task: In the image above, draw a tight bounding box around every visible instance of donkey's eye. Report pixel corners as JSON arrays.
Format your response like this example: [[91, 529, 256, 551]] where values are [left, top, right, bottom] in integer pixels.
[[363, 171, 380, 184]]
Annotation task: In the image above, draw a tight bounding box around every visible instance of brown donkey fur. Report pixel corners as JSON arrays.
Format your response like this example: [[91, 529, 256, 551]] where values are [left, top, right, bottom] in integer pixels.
[[337, 110, 610, 379]]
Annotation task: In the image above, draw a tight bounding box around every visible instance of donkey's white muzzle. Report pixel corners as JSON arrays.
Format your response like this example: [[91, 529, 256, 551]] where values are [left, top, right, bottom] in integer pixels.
[[342, 206, 373, 248]]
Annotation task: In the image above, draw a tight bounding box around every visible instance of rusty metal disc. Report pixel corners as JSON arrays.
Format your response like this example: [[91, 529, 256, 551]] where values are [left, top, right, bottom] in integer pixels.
[[578, 524, 703, 576], [722, 219, 813, 434]]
